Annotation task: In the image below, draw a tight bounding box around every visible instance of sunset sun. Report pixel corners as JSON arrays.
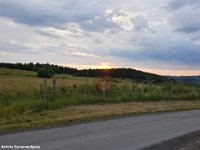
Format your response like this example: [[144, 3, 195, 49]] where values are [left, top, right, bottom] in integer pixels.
[[96, 62, 113, 69]]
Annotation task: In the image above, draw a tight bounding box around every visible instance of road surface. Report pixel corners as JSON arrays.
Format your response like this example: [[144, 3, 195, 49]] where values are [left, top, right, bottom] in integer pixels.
[[1, 110, 200, 150]]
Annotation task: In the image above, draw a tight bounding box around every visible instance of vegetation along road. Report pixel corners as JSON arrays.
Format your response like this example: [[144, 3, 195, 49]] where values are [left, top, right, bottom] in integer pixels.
[[1, 110, 200, 150]]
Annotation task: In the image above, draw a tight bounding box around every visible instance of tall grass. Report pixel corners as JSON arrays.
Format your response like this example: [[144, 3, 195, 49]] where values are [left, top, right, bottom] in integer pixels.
[[0, 68, 200, 116]]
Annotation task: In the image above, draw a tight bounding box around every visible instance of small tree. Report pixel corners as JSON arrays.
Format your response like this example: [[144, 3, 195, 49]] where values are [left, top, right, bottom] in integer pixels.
[[37, 66, 55, 78]]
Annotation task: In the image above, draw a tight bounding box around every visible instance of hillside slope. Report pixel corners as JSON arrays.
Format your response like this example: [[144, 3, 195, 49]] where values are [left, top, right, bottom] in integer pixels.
[[76, 68, 169, 83], [0, 62, 169, 83]]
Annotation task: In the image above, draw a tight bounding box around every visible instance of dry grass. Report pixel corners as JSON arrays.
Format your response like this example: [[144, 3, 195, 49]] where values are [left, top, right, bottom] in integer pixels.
[[0, 68, 96, 91], [0, 68, 36, 76], [1, 100, 200, 132]]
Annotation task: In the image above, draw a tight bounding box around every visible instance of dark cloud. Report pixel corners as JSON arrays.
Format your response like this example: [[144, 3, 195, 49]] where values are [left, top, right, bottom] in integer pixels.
[[167, 0, 200, 33], [0, 0, 120, 32], [167, 0, 200, 10], [104, 37, 200, 66], [0, 0, 65, 26], [169, 9, 200, 33]]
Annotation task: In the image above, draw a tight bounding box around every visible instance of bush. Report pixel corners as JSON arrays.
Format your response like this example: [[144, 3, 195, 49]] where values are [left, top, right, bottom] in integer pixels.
[[37, 67, 55, 78]]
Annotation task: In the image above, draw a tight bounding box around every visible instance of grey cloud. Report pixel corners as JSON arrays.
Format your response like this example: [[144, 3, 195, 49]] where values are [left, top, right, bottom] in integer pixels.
[[131, 15, 149, 31], [0, 0, 120, 32], [36, 30, 61, 38], [80, 17, 121, 32], [103, 35, 200, 66], [94, 39, 103, 45], [168, 5, 200, 33], [167, 0, 200, 10], [0, 0, 65, 26], [110, 47, 200, 66], [0, 41, 33, 52], [107, 9, 127, 19]]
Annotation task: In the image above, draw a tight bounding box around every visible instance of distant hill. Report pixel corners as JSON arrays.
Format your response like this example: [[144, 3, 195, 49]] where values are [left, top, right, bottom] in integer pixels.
[[167, 76, 200, 85], [75, 68, 170, 83], [0, 62, 170, 83]]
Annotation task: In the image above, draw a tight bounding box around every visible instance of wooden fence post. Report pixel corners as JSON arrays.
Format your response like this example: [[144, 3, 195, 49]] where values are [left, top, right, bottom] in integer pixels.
[[170, 82, 173, 96], [44, 79, 47, 103], [192, 86, 196, 95], [103, 80, 106, 100], [53, 79, 56, 91], [141, 81, 144, 95]]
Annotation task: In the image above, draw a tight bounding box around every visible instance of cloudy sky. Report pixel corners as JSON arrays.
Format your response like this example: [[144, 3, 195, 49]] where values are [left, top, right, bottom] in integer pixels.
[[0, 0, 200, 76]]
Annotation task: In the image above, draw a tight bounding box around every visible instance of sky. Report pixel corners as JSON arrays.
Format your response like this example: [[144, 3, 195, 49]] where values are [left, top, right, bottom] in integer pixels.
[[0, 0, 200, 76]]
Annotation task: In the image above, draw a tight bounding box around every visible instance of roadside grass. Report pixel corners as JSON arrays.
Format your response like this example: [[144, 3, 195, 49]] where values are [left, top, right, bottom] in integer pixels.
[[1, 100, 200, 132]]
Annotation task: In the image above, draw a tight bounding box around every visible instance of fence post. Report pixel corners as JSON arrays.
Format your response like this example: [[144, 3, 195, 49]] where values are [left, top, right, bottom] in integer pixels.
[[53, 79, 56, 91], [141, 81, 144, 95], [170, 82, 173, 96], [103, 80, 106, 100], [192, 86, 196, 95], [44, 79, 47, 103]]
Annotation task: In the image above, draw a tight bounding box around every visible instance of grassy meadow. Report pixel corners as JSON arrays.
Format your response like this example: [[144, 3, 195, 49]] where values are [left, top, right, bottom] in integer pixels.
[[0, 68, 200, 131]]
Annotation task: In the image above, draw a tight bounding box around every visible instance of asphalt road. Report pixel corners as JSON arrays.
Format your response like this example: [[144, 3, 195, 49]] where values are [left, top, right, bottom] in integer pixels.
[[1, 110, 200, 150]]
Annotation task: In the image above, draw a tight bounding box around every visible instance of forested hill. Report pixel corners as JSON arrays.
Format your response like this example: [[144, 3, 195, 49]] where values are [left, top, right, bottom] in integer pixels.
[[0, 62, 169, 83], [75, 68, 169, 83]]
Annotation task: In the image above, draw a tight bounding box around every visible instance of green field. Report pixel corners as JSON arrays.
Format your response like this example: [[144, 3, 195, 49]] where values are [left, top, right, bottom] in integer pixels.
[[1, 68, 200, 131]]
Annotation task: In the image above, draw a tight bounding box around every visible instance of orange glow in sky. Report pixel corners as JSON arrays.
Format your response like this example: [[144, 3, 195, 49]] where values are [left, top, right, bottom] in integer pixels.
[[60, 63, 199, 76], [138, 68, 200, 76]]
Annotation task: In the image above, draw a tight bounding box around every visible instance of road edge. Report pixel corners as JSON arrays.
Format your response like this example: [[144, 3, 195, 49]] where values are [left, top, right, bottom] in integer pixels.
[[143, 130, 200, 150], [1, 109, 199, 136]]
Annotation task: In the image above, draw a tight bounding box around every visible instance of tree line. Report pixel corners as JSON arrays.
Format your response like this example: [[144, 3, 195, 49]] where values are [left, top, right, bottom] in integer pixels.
[[75, 68, 169, 83], [0, 62, 169, 82], [0, 62, 77, 74]]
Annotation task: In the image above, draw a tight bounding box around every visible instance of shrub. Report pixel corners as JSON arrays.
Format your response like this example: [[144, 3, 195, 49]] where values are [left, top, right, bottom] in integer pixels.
[[37, 67, 55, 78]]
